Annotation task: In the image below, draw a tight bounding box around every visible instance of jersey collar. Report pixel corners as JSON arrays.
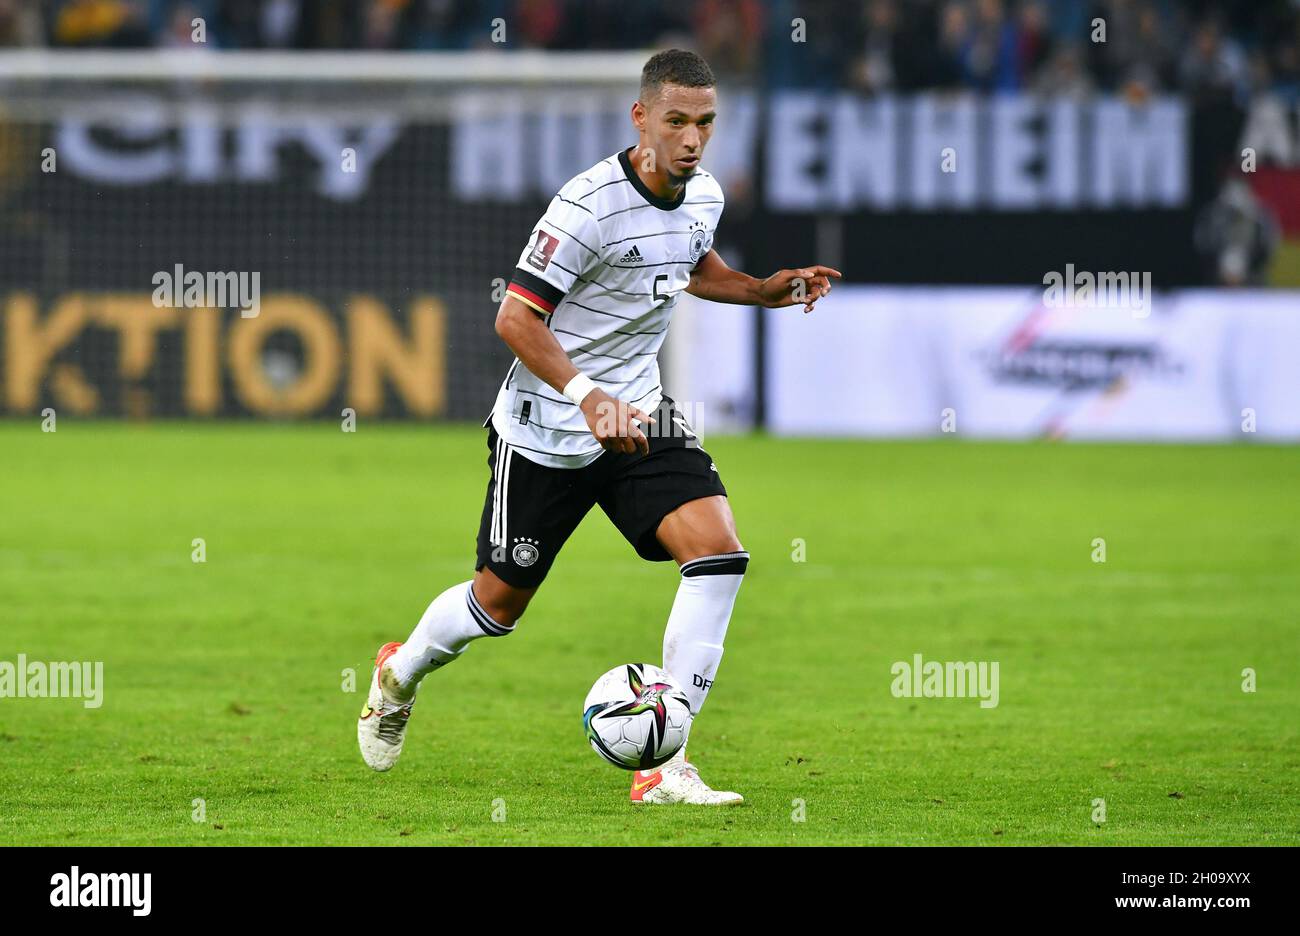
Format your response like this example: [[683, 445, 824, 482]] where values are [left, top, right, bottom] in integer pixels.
[[619, 146, 687, 211]]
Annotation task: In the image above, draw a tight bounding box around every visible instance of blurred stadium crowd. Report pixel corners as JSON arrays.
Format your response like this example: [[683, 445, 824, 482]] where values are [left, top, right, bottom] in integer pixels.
[[1, 0, 1297, 98]]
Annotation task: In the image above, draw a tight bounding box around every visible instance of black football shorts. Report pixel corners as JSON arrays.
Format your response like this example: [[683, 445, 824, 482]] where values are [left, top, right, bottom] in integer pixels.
[[474, 395, 728, 588]]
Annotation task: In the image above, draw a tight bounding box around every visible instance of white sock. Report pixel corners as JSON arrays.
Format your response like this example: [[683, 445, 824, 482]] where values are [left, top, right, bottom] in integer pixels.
[[388, 580, 513, 691], [662, 551, 749, 720]]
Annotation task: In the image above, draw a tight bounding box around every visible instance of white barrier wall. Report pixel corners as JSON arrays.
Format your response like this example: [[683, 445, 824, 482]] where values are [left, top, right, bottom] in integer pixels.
[[666, 287, 1300, 441]]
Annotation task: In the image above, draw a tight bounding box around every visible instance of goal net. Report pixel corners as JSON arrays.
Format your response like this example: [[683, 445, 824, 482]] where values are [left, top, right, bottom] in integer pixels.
[[0, 50, 650, 421]]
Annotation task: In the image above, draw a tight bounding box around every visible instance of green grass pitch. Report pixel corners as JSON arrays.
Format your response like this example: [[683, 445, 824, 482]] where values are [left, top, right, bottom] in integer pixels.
[[1, 421, 1297, 845]]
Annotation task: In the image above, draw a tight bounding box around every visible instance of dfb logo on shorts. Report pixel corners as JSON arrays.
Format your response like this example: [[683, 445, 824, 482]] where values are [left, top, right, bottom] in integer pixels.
[[693, 674, 713, 691], [512, 538, 540, 567]]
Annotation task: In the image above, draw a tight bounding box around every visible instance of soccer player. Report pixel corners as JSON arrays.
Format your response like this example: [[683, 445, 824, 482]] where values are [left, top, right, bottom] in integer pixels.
[[358, 49, 839, 804]]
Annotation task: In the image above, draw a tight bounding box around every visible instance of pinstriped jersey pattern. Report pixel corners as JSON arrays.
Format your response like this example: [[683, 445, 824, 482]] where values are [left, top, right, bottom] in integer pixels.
[[491, 147, 724, 468]]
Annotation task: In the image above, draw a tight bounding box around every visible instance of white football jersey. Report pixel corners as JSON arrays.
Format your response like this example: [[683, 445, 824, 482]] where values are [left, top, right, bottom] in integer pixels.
[[489, 146, 724, 468]]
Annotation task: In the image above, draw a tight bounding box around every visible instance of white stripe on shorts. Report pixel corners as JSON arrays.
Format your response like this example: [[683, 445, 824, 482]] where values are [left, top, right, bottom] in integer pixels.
[[499, 444, 514, 548], [491, 436, 504, 547]]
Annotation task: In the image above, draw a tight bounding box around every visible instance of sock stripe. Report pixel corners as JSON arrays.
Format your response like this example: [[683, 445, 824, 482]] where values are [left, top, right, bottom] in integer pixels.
[[465, 584, 513, 637], [680, 551, 750, 578]]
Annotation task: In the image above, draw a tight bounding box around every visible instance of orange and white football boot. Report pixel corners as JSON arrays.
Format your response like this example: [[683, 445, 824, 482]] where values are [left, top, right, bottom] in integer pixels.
[[630, 749, 743, 805], [357, 642, 416, 772]]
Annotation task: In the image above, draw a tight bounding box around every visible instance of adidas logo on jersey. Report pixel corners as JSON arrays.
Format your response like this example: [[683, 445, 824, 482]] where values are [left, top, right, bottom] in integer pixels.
[[619, 245, 644, 265]]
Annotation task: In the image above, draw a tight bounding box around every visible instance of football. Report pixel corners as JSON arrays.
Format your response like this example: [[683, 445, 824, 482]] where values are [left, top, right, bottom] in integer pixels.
[[582, 663, 692, 771]]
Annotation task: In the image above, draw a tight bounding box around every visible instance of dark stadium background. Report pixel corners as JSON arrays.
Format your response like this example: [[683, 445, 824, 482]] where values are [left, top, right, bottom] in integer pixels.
[[1, 0, 1297, 423]]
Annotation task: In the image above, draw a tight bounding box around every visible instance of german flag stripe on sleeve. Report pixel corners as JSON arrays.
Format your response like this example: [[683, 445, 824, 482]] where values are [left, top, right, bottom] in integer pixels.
[[507, 270, 565, 315]]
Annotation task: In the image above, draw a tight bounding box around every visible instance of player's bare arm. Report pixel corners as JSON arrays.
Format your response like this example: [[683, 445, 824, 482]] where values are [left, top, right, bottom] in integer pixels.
[[495, 294, 655, 456], [686, 248, 842, 313]]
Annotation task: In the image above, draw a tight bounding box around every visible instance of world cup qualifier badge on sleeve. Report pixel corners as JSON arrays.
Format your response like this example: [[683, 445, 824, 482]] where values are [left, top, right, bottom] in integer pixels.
[[527, 230, 560, 272]]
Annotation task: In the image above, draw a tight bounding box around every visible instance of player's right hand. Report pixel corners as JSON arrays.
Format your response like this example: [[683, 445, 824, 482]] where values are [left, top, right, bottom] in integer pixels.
[[581, 389, 656, 456]]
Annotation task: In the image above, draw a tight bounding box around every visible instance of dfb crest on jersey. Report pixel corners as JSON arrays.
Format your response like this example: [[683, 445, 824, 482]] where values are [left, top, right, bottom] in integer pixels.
[[512, 537, 540, 567], [527, 231, 559, 271], [688, 221, 709, 264]]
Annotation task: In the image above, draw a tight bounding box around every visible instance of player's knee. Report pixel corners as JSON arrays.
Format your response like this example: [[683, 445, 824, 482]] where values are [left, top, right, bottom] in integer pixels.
[[703, 533, 745, 559], [472, 575, 533, 628], [706, 511, 743, 559], [668, 518, 744, 565], [483, 591, 531, 628]]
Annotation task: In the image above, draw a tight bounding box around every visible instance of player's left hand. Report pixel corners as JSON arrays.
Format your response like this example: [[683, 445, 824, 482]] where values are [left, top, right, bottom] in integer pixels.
[[758, 266, 842, 313]]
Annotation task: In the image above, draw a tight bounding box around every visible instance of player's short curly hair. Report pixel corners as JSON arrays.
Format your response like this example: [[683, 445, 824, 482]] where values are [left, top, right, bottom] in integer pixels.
[[640, 49, 716, 104]]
